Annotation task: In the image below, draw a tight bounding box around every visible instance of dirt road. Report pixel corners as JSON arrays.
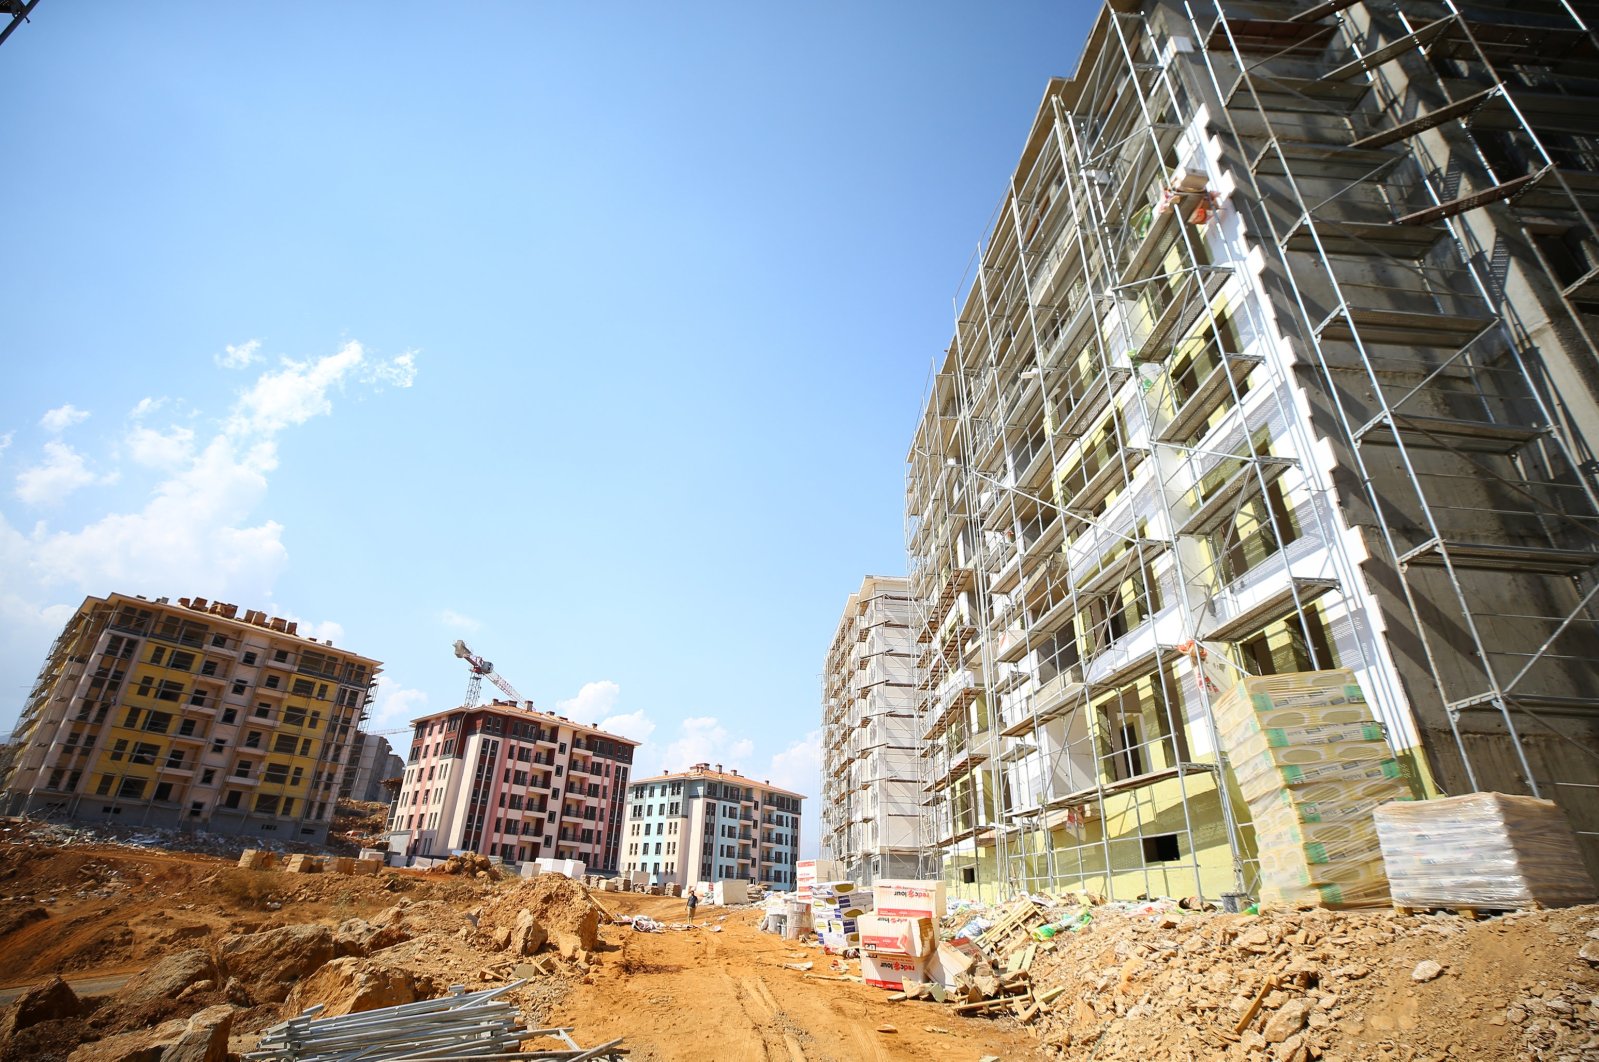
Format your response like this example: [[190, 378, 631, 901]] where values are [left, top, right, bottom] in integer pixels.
[[552, 893, 1041, 1062]]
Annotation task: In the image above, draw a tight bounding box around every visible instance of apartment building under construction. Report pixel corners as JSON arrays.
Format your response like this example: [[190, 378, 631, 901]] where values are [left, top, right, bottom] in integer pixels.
[[1, 592, 381, 844], [820, 576, 920, 883], [906, 0, 1599, 903]]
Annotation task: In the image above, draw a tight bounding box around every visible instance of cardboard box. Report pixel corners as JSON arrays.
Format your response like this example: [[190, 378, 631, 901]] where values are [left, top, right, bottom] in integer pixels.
[[927, 941, 974, 988], [813, 879, 859, 895], [872, 879, 946, 919], [796, 859, 844, 900], [712, 880, 748, 905], [858, 914, 934, 958], [818, 928, 861, 951], [861, 952, 928, 990]]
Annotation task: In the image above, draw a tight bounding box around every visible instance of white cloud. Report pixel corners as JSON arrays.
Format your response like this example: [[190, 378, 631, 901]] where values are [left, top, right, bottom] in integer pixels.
[[227, 342, 365, 436], [306, 619, 345, 643], [653, 715, 757, 776], [765, 729, 822, 797], [40, 404, 90, 433], [216, 339, 262, 370], [225, 341, 417, 439], [263, 605, 346, 647], [366, 675, 429, 732], [15, 441, 114, 506], [129, 397, 166, 419], [440, 608, 481, 633], [597, 708, 656, 745], [126, 424, 196, 470], [0, 432, 12, 460], [364, 351, 418, 388], [557, 679, 621, 724], [2, 339, 418, 629]]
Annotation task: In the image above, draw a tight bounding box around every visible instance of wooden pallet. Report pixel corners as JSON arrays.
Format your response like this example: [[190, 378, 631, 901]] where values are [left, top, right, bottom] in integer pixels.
[[976, 898, 1047, 954], [1392, 902, 1539, 920]]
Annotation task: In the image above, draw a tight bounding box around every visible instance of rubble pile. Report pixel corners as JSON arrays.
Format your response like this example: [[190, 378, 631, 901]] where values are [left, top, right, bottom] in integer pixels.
[[0, 818, 322, 859], [426, 852, 502, 878], [768, 860, 1599, 1060], [327, 799, 393, 852], [992, 900, 1599, 1061], [476, 874, 604, 962]]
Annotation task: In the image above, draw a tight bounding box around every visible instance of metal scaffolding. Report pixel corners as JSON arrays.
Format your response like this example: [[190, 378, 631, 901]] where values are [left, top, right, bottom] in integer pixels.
[[1200, 0, 1599, 841], [821, 577, 923, 884], [905, 0, 1599, 905]]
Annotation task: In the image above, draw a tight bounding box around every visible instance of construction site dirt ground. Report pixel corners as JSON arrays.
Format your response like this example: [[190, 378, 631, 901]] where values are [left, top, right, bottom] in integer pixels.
[[3, 825, 1598, 1061], [0, 831, 1031, 1061]]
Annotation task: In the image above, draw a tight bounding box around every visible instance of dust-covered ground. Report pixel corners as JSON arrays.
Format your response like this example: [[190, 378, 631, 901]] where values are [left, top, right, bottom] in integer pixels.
[[1, 820, 1596, 1061]]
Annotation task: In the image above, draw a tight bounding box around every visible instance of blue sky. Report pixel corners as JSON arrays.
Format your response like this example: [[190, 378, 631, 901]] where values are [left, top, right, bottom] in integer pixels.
[[0, 2, 1095, 854]]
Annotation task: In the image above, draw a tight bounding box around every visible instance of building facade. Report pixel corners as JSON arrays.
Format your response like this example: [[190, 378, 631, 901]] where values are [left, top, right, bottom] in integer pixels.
[[820, 575, 920, 884], [1, 593, 381, 844], [907, 0, 1599, 903], [339, 731, 404, 804], [621, 763, 802, 889], [388, 702, 637, 872]]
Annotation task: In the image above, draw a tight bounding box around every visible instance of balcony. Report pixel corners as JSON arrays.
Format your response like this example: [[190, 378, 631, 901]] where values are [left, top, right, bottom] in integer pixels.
[[1157, 353, 1263, 444], [994, 627, 1031, 665], [1178, 457, 1296, 538], [926, 740, 989, 790], [1055, 367, 1132, 442], [1131, 270, 1234, 366], [1000, 667, 1085, 737], [1202, 576, 1339, 643], [1074, 538, 1168, 599], [1061, 447, 1149, 514], [923, 670, 979, 741]]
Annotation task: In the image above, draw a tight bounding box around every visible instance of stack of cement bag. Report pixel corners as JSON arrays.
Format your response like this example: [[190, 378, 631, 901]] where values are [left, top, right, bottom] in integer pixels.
[[1375, 792, 1598, 910], [1214, 668, 1415, 907]]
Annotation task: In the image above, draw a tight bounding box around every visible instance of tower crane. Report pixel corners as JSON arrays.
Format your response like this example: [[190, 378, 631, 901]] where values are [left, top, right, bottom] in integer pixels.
[[452, 640, 529, 707]]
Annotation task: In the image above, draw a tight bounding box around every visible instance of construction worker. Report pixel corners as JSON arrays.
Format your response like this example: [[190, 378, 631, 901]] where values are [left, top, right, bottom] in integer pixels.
[[686, 888, 699, 922]]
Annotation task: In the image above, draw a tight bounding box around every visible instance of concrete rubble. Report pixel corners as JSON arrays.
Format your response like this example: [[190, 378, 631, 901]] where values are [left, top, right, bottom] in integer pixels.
[[755, 871, 1599, 1061]]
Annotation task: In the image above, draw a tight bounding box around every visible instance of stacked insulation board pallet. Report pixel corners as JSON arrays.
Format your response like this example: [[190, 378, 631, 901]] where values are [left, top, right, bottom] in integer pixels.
[[1215, 668, 1415, 907], [812, 880, 870, 951], [1375, 792, 1598, 914]]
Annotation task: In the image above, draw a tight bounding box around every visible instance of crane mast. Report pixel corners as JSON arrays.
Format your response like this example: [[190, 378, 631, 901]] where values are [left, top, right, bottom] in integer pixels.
[[452, 639, 529, 707]]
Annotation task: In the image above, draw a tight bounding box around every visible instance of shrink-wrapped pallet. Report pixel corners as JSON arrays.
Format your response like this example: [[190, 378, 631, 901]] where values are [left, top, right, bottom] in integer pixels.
[[1375, 792, 1598, 910]]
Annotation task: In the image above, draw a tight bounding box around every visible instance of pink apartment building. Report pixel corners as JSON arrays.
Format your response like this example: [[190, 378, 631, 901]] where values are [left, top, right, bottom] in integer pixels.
[[386, 700, 638, 871]]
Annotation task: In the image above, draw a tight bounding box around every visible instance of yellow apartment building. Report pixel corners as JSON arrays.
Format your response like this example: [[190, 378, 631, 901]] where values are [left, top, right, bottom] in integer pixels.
[[1, 592, 381, 844]]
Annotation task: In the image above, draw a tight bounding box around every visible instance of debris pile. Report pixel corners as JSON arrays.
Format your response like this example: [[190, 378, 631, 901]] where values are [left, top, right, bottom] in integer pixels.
[[858, 890, 1599, 1061], [426, 852, 501, 878], [475, 873, 606, 962], [327, 799, 392, 851], [0, 818, 328, 859]]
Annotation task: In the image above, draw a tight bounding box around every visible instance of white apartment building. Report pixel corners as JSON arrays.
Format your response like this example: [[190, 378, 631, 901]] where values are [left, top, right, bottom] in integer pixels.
[[621, 763, 802, 890]]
